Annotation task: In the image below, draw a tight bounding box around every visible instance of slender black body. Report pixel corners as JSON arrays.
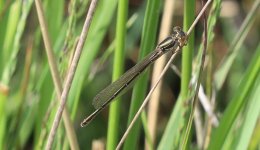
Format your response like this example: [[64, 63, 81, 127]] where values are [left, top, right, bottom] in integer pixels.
[[81, 27, 187, 127]]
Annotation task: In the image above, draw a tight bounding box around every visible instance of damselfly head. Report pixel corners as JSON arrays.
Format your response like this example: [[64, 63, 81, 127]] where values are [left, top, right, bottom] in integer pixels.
[[173, 26, 187, 47]]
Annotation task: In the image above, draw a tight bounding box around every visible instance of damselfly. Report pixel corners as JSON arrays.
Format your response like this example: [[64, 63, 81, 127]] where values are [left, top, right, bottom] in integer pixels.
[[81, 26, 187, 127]]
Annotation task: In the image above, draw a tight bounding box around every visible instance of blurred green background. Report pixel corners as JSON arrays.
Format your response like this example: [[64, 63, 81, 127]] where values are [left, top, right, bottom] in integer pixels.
[[0, 0, 259, 149]]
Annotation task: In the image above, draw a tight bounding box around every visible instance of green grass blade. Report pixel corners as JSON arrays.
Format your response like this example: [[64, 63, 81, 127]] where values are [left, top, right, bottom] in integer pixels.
[[158, 96, 186, 150], [18, 96, 39, 147], [141, 112, 153, 150], [67, 0, 118, 110], [44, 0, 64, 42], [208, 43, 260, 150], [214, 0, 260, 89], [0, 2, 9, 74], [180, 0, 195, 149], [122, 0, 161, 149], [0, 87, 8, 149], [248, 117, 260, 149], [235, 76, 260, 150], [107, 0, 128, 149], [0, 0, 32, 148], [181, 0, 195, 99], [1, 1, 21, 84]]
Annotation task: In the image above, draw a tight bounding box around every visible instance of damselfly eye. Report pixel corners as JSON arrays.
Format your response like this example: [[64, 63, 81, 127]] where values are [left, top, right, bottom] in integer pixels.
[[172, 27, 187, 47]]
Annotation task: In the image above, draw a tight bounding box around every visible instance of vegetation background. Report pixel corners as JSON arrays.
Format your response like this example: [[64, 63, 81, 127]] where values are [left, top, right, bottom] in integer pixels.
[[0, 0, 259, 149]]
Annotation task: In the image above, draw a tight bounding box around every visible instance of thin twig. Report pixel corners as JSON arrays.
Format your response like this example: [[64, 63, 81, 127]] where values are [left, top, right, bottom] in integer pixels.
[[34, 0, 79, 149], [181, 0, 208, 148], [186, 0, 212, 36], [116, 0, 212, 149], [45, 0, 99, 149]]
